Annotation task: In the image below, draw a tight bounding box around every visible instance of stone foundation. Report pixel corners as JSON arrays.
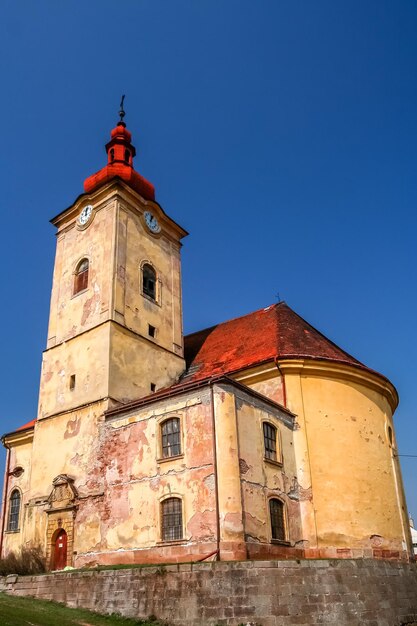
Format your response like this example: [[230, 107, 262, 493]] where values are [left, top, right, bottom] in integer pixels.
[[1, 559, 417, 625]]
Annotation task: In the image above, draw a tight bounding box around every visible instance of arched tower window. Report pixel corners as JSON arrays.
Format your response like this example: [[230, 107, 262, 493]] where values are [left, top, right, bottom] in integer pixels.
[[7, 489, 21, 531], [124, 149, 130, 164], [161, 497, 183, 542], [110, 148, 115, 162], [161, 418, 181, 458], [73, 258, 89, 295], [269, 498, 286, 542], [142, 263, 156, 301]]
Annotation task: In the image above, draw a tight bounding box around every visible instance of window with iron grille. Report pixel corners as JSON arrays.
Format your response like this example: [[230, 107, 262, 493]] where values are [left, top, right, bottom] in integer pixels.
[[142, 264, 156, 300], [161, 497, 183, 541], [263, 422, 277, 461], [161, 418, 181, 458], [269, 498, 285, 541], [74, 258, 89, 295], [7, 489, 21, 532]]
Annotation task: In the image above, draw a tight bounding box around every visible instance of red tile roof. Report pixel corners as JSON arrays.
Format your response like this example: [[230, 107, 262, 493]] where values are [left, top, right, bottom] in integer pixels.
[[2, 418, 36, 441], [8, 303, 389, 434], [183, 302, 378, 382], [15, 419, 36, 432]]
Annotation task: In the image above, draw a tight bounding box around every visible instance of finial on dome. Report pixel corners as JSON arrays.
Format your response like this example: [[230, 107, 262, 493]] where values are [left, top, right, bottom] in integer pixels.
[[118, 94, 126, 125]]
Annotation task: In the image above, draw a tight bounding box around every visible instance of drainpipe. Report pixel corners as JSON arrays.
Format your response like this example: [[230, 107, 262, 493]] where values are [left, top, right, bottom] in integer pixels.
[[275, 358, 287, 408], [0, 441, 11, 558], [210, 383, 221, 560]]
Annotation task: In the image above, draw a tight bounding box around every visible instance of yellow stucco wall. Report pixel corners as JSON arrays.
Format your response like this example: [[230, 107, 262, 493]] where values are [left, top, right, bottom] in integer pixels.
[[108, 323, 185, 403], [281, 360, 409, 556], [236, 393, 300, 545], [42, 181, 185, 418], [2, 433, 33, 554], [39, 324, 111, 419]]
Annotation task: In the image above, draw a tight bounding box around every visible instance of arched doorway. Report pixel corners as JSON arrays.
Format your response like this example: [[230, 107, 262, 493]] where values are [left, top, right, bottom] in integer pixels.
[[52, 528, 67, 570]]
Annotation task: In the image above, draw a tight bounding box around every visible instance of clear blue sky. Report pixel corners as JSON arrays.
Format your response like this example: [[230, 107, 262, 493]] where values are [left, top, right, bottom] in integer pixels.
[[1, 1, 417, 518]]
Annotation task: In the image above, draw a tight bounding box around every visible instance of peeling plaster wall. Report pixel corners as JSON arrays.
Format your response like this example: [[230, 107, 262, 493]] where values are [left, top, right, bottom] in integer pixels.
[[108, 324, 185, 404], [47, 200, 116, 349], [38, 324, 111, 419], [19, 401, 108, 558], [235, 393, 301, 548], [43, 184, 186, 420], [74, 388, 217, 567], [246, 375, 285, 406], [120, 204, 184, 356]]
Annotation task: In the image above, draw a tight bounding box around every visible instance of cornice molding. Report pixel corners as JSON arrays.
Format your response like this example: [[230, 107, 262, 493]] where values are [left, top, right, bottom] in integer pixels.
[[277, 358, 398, 413], [3, 428, 34, 447]]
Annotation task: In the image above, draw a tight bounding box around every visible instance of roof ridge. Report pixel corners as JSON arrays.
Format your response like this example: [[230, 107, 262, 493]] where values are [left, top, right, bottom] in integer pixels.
[[185, 301, 287, 338], [280, 305, 364, 365]]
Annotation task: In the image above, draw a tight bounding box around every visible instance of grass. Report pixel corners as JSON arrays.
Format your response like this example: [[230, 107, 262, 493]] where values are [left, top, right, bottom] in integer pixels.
[[0, 592, 165, 626]]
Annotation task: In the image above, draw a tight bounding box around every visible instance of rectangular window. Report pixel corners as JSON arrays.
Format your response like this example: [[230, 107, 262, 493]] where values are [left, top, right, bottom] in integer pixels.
[[270, 499, 286, 541], [161, 418, 181, 458], [263, 422, 277, 461], [148, 324, 156, 338], [162, 498, 183, 541]]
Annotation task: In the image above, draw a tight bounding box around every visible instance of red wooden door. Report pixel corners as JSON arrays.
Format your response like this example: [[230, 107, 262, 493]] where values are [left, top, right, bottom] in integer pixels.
[[53, 529, 67, 570]]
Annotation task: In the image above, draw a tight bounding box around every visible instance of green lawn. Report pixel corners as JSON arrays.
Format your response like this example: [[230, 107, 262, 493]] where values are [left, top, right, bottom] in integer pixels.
[[0, 593, 164, 626]]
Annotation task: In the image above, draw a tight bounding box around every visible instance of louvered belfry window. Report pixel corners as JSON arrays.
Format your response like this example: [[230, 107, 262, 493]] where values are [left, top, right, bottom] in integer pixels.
[[161, 418, 181, 458], [142, 264, 156, 300], [161, 497, 183, 541]]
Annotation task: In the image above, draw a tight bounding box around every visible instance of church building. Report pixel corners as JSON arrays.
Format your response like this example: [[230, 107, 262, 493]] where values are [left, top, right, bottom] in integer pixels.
[[0, 108, 412, 570]]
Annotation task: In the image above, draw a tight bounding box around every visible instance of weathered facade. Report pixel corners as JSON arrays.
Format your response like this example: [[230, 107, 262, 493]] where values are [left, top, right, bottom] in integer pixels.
[[0, 113, 412, 569]]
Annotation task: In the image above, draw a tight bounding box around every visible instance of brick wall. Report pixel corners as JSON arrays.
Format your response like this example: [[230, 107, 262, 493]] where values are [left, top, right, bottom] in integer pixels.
[[1, 559, 417, 625]]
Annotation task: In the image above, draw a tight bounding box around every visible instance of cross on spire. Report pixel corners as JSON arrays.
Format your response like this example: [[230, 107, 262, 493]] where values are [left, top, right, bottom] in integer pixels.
[[119, 94, 126, 125]]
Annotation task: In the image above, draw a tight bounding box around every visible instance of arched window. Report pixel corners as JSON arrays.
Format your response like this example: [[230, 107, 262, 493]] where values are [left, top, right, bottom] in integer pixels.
[[161, 418, 181, 458], [74, 258, 89, 295], [7, 489, 21, 532], [142, 263, 156, 301], [161, 497, 183, 541], [269, 498, 285, 542], [263, 422, 277, 461], [388, 425, 394, 446]]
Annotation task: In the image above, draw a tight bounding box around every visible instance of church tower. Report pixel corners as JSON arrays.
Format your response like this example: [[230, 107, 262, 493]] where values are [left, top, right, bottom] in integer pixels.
[[38, 104, 187, 420], [9, 104, 189, 564]]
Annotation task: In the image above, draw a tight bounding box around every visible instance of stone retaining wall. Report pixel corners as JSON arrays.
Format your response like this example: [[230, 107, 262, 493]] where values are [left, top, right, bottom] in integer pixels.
[[1, 559, 417, 625]]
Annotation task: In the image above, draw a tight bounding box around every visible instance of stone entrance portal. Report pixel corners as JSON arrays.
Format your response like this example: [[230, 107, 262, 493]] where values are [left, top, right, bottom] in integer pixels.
[[45, 474, 77, 570]]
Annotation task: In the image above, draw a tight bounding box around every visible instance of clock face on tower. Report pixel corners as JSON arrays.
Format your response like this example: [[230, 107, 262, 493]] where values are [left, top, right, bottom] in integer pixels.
[[144, 210, 161, 234], [78, 205, 93, 227]]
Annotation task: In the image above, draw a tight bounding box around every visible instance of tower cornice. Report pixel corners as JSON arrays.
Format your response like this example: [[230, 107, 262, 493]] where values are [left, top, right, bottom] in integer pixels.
[[50, 178, 188, 242]]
